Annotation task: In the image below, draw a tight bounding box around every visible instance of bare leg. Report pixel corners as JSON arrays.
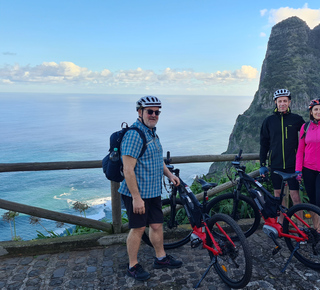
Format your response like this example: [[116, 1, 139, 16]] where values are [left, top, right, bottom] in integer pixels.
[[127, 227, 145, 268], [275, 189, 302, 224], [149, 223, 166, 258], [289, 190, 301, 205]]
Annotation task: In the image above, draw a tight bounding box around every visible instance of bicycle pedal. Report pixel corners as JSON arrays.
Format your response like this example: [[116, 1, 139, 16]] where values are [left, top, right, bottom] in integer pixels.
[[272, 246, 281, 255]]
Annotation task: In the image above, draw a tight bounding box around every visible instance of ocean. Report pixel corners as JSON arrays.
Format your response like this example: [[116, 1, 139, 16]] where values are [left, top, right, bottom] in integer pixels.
[[0, 92, 252, 241]]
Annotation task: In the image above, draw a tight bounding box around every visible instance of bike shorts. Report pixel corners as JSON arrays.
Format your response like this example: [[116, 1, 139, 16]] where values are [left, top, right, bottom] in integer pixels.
[[270, 167, 299, 190], [302, 167, 320, 206], [121, 195, 164, 229]]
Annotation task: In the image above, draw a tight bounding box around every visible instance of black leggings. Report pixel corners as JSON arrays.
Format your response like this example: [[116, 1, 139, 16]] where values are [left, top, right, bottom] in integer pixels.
[[302, 167, 320, 207]]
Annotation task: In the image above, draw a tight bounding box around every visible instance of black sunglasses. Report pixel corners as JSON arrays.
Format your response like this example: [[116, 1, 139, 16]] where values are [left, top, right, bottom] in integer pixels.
[[146, 109, 161, 116]]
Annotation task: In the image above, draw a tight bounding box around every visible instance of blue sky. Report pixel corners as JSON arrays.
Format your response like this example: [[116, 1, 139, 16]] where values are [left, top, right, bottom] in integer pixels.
[[1, 1, 320, 96]]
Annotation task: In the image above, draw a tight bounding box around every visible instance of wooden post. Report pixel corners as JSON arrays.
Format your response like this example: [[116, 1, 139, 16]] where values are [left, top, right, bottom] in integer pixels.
[[111, 181, 122, 234]]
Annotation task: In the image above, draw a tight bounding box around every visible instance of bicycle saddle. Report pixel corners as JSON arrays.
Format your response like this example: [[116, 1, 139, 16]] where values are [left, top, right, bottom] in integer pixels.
[[273, 171, 297, 181], [197, 179, 218, 191]]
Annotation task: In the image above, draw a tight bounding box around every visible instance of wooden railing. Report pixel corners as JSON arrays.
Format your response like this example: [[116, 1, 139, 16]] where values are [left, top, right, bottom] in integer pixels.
[[0, 153, 260, 237]]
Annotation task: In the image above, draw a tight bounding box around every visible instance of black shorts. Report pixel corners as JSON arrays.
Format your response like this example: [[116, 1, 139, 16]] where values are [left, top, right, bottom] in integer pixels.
[[270, 167, 299, 190], [121, 195, 164, 228]]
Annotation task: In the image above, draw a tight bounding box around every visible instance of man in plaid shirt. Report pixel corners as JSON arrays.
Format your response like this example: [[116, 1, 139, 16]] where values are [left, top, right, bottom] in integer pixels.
[[119, 96, 182, 281]]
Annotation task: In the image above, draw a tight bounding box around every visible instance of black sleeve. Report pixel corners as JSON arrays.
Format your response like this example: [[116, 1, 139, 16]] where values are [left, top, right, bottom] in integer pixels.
[[259, 118, 270, 167]]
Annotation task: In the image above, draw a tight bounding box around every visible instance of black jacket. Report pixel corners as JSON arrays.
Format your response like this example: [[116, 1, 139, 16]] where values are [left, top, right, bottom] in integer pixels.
[[260, 109, 305, 169]]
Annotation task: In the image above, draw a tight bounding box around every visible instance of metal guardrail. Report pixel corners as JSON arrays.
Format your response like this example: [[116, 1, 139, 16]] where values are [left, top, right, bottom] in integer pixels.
[[0, 154, 260, 237]]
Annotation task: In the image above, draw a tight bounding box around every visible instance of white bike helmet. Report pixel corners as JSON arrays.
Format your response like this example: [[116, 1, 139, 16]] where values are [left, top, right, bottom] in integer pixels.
[[273, 89, 291, 100], [136, 96, 162, 111]]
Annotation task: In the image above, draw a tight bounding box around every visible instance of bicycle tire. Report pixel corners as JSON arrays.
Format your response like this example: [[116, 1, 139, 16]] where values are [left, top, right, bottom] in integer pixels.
[[206, 192, 261, 240], [141, 198, 192, 249], [283, 203, 320, 270], [206, 213, 252, 289]]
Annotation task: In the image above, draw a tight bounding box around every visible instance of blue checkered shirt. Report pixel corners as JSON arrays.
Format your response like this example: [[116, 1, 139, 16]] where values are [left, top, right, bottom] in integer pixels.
[[118, 119, 163, 199]]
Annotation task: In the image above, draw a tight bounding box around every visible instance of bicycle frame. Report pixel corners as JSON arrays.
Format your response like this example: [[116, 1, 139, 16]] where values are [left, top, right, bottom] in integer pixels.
[[164, 155, 241, 257], [169, 178, 229, 256]]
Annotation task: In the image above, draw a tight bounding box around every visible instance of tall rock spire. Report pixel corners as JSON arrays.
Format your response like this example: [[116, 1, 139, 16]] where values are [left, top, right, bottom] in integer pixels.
[[225, 16, 320, 154]]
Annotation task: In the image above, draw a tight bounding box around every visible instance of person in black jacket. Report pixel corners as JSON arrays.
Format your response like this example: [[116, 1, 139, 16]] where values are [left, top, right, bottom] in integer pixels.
[[260, 89, 305, 223]]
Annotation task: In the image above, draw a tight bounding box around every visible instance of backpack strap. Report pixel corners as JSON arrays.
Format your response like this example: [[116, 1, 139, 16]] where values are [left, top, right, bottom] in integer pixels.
[[128, 127, 147, 158], [301, 121, 311, 139]]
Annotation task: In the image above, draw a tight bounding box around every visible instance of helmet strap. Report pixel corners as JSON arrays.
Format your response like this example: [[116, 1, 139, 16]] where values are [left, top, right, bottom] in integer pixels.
[[139, 108, 150, 129]]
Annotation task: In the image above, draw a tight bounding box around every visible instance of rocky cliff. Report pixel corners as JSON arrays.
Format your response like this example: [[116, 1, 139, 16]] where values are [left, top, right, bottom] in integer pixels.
[[225, 16, 320, 154]]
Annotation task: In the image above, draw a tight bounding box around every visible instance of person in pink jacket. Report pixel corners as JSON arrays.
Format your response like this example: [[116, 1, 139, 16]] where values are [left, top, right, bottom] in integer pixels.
[[296, 98, 320, 209]]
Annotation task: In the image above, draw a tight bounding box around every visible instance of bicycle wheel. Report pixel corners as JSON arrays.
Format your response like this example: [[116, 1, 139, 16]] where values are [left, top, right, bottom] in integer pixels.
[[206, 213, 252, 289], [141, 198, 192, 249], [206, 192, 261, 240], [283, 203, 320, 270]]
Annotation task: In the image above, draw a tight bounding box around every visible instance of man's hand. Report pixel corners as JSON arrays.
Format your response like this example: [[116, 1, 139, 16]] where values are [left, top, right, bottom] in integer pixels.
[[132, 196, 145, 215], [169, 174, 180, 186], [259, 166, 269, 177]]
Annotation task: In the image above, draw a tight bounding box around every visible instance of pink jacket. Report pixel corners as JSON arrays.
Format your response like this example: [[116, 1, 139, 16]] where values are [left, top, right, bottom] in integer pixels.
[[296, 122, 320, 172]]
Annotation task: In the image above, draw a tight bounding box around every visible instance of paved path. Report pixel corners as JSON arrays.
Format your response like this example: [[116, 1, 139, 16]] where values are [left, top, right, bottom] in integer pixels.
[[1, 230, 320, 289]]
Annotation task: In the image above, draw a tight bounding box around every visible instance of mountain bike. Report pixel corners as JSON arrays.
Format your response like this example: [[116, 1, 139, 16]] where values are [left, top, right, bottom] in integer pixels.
[[142, 152, 252, 289], [206, 149, 320, 271]]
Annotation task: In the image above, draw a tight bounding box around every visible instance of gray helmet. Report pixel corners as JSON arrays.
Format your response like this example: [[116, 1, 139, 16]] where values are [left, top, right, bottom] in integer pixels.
[[136, 96, 162, 111], [273, 89, 291, 100]]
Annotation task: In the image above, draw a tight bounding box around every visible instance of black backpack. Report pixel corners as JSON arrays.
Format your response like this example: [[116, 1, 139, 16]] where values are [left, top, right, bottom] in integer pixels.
[[102, 122, 147, 182], [300, 121, 311, 139]]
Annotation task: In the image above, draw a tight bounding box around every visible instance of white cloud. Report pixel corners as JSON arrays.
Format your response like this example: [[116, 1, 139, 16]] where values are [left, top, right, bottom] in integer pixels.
[[115, 67, 156, 83], [159, 68, 194, 82], [193, 66, 258, 83], [0, 79, 13, 84], [263, 4, 320, 29], [0, 62, 259, 91], [0, 62, 114, 84], [235, 65, 259, 79], [260, 32, 267, 37], [260, 9, 268, 17]]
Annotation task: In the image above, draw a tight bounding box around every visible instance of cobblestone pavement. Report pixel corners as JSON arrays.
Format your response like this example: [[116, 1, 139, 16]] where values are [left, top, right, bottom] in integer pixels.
[[1, 230, 320, 289]]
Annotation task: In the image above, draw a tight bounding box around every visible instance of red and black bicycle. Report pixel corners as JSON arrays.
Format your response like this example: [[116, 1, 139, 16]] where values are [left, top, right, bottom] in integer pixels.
[[142, 152, 252, 289], [206, 150, 320, 272]]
